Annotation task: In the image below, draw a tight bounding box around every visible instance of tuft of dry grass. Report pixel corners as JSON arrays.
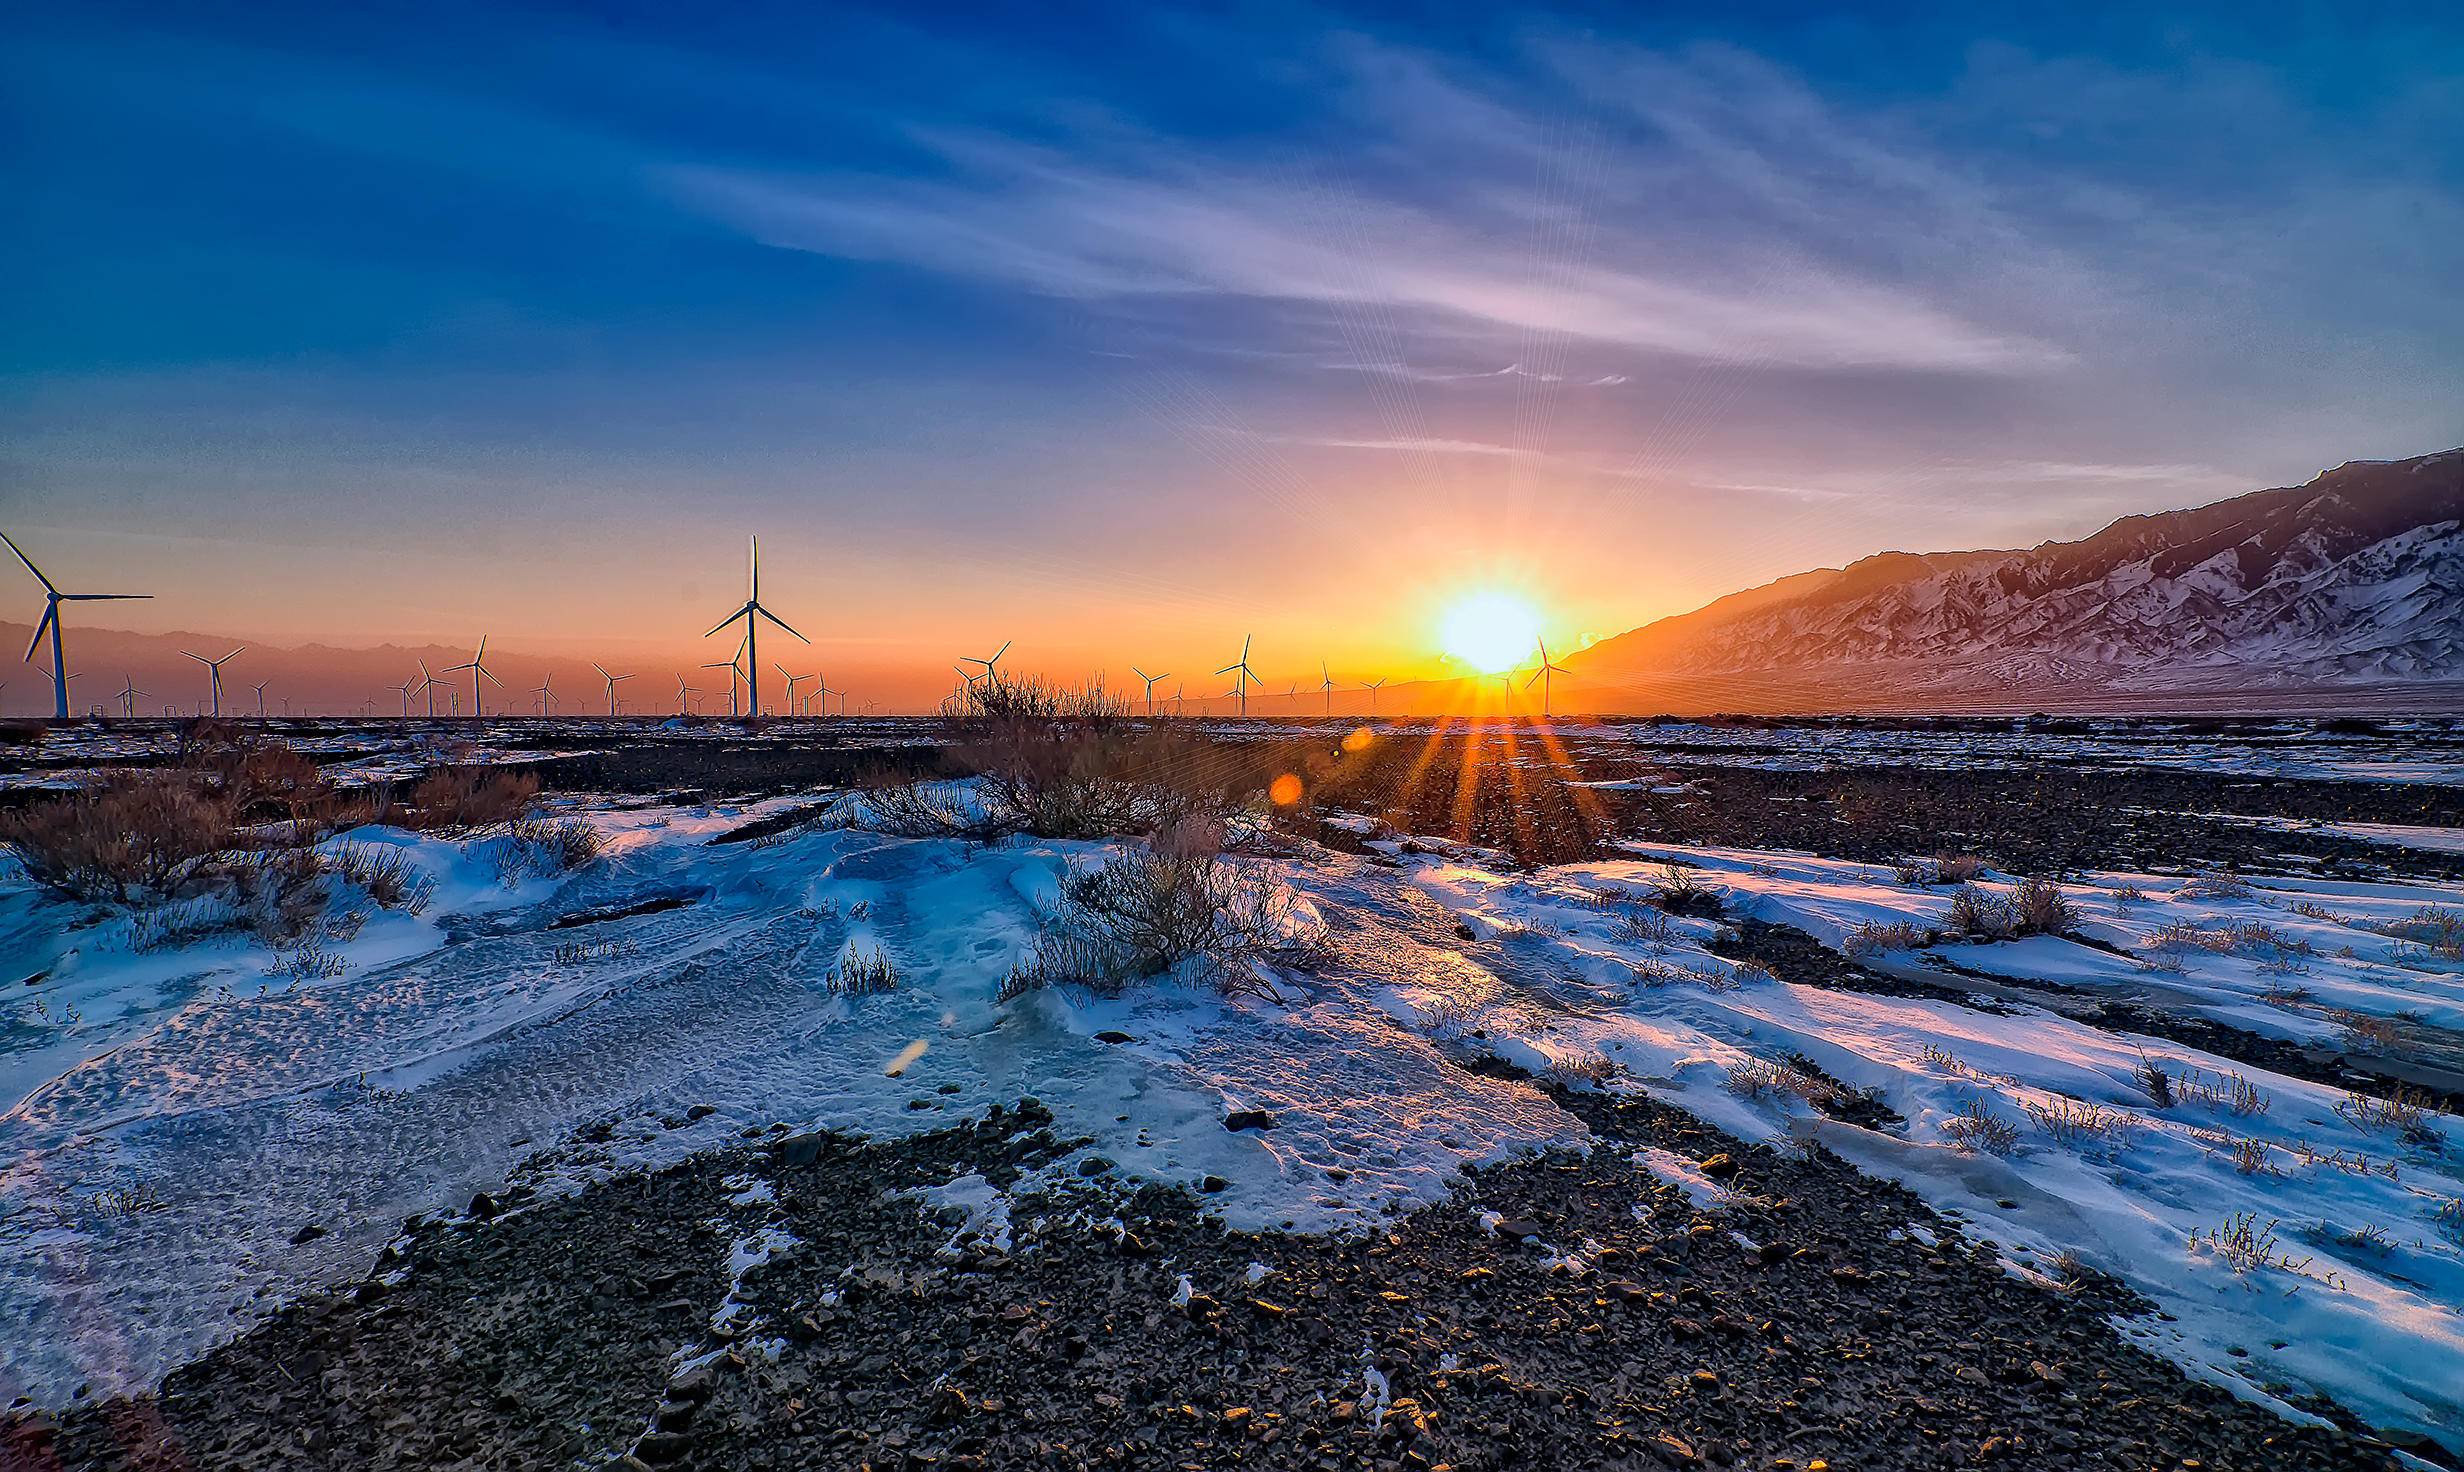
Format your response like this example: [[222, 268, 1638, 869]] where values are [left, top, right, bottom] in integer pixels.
[[1036, 816, 1310, 996], [830, 944, 899, 997], [2010, 876, 2077, 935], [1942, 885, 2018, 939], [1943, 1095, 2020, 1155], [1843, 918, 1929, 956], [1543, 1050, 1619, 1090], [2024, 1096, 2139, 1155]]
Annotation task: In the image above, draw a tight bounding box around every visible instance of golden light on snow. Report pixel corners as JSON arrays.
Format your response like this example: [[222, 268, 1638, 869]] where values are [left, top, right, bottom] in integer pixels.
[[1437, 590, 1543, 675], [884, 1039, 929, 1076]]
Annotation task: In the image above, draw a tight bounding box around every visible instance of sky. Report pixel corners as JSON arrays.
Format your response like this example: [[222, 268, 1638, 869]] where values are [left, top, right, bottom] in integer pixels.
[[4, 0, 2461, 708]]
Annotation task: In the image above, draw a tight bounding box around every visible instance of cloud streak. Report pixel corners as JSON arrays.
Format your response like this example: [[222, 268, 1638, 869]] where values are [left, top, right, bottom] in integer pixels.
[[662, 41, 2075, 376]]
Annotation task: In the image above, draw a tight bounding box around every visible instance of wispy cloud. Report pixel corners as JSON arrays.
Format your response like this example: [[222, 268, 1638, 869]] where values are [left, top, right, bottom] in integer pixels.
[[662, 38, 2074, 376]]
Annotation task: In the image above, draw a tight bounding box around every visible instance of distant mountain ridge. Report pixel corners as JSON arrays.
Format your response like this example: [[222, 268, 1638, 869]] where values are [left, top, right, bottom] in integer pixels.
[[1572, 448, 2464, 704]]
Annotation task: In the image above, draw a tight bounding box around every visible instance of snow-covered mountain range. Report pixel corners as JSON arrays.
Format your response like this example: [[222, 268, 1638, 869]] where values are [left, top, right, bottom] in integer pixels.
[[1574, 448, 2464, 705]]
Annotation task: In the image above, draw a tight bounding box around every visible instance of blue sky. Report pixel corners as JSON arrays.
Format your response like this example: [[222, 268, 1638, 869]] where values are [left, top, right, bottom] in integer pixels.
[[3, 0, 2460, 692]]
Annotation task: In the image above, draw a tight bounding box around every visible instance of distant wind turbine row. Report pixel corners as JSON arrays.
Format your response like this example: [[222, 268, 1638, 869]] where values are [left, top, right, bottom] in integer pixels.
[[8, 526, 1564, 721]]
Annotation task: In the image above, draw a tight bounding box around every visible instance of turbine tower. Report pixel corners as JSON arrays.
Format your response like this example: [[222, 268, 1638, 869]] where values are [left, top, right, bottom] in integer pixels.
[[704, 536, 806, 717], [5, 531, 151, 720], [1214, 635, 1259, 718], [674, 673, 697, 715], [531, 672, 557, 716], [443, 635, 500, 717], [1319, 660, 1335, 717], [416, 660, 438, 718], [1131, 665, 1169, 716], [1524, 638, 1573, 719], [181, 646, 246, 718], [591, 662, 634, 716], [393, 673, 420, 717], [251, 680, 269, 718], [115, 674, 145, 718]]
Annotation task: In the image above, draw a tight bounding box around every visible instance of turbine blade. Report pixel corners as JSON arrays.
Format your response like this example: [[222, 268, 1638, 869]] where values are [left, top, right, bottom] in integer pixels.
[[481, 667, 504, 688], [64, 593, 151, 601], [1, 532, 58, 594], [703, 605, 752, 639], [756, 605, 810, 642], [1525, 669, 1543, 689], [592, 662, 609, 679], [24, 605, 55, 663]]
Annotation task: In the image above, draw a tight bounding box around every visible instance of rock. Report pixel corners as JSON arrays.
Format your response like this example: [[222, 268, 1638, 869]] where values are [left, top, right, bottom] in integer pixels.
[[289, 1223, 326, 1245], [1493, 1218, 1547, 1242], [467, 1192, 499, 1219], [635, 1431, 690, 1464], [1200, 1175, 1230, 1193], [778, 1132, 828, 1168], [1224, 1109, 1277, 1132], [1078, 1155, 1114, 1176], [1698, 1153, 1740, 1179], [669, 1364, 717, 1403], [686, 1104, 715, 1120], [1094, 1030, 1135, 1044]]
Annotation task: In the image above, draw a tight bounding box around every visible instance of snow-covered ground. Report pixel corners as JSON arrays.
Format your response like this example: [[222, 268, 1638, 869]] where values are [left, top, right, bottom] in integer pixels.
[[4, 786, 2461, 1447]]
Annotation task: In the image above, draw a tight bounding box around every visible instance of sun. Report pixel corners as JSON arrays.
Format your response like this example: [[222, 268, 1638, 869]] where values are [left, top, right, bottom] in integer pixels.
[[1437, 590, 1543, 674]]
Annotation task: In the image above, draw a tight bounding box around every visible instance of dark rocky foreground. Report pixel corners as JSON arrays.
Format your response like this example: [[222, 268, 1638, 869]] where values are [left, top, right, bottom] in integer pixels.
[[4, 1089, 2422, 1472]]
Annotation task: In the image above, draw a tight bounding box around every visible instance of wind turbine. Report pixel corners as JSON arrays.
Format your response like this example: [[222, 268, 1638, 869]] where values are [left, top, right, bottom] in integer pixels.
[[959, 640, 1012, 685], [819, 682, 845, 716], [776, 664, 812, 716], [443, 635, 500, 717], [115, 674, 145, 718], [1524, 638, 1573, 718], [531, 672, 558, 716], [1131, 665, 1169, 716], [1363, 677, 1388, 712], [5, 531, 152, 720], [251, 680, 269, 718], [1319, 661, 1335, 717], [704, 536, 806, 716], [592, 662, 634, 716], [393, 673, 420, 717], [675, 673, 697, 715], [1214, 635, 1259, 718], [416, 660, 438, 718], [701, 659, 740, 716], [182, 646, 246, 718]]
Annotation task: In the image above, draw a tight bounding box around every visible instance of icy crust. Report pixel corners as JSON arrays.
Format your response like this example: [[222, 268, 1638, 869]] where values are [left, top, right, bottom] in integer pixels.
[[6, 793, 2462, 1447], [0, 797, 1573, 1404], [1395, 848, 2464, 1447]]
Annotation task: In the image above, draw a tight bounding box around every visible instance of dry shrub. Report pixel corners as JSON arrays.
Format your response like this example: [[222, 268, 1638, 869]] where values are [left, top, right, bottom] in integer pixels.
[[1942, 885, 2018, 939], [1843, 918, 1928, 956], [1724, 1056, 1848, 1110], [830, 944, 899, 996], [405, 767, 539, 832], [1933, 853, 1987, 884], [0, 780, 234, 903], [1648, 861, 1719, 916], [1614, 907, 1678, 946], [326, 841, 433, 913], [1543, 1050, 1619, 1090], [490, 818, 604, 884], [1038, 816, 1304, 994], [2434, 1199, 2464, 1249], [2024, 1096, 2139, 1155], [2176, 871, 2253, 901], [2381, 906, 2464, 960], [2132, 1051, 2176, 1108], [1943, 1095, 2019, 1155], [2010, 877, 2077, 935], [876, 677, 1254, 843]]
